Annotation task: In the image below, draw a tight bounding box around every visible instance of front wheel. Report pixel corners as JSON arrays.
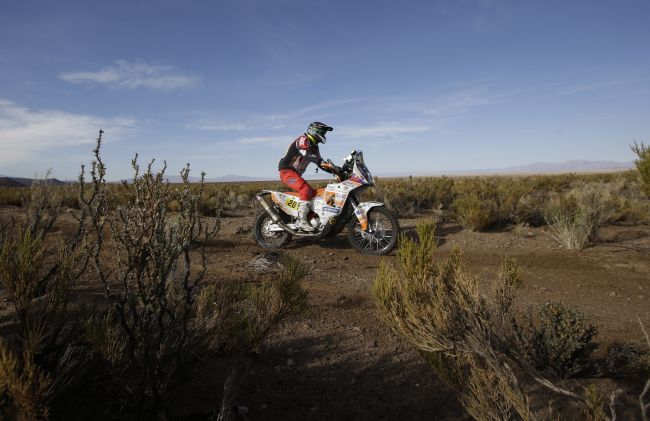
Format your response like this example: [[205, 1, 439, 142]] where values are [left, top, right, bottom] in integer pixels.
[[347, 206, 399, 255], [253, 210, 291, 249]]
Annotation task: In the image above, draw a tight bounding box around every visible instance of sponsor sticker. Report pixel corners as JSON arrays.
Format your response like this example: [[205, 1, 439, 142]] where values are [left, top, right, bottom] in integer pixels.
[[285, 197, 299, 209], [323, 206, 340, 214]]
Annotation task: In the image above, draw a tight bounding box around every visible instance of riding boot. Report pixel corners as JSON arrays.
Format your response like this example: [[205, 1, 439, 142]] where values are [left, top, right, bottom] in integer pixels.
[[297, 202, 315, 232]]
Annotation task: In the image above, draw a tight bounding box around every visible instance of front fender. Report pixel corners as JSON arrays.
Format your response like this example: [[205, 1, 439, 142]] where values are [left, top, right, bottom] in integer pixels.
[[353, 201, 384, 231]]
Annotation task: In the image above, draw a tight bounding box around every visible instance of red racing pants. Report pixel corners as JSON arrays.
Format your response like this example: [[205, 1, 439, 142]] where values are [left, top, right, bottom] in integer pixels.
[[279, 169, 314, 201]]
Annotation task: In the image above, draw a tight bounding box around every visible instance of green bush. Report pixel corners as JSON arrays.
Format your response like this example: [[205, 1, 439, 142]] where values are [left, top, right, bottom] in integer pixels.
[[527, 302, 598, 378]]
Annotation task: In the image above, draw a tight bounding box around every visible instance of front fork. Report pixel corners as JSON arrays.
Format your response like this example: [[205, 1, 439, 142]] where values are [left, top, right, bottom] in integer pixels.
[[349, 197, 369, 231]]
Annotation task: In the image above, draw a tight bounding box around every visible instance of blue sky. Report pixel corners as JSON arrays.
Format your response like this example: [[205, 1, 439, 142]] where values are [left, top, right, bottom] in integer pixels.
[[1, 0, 649, 180]]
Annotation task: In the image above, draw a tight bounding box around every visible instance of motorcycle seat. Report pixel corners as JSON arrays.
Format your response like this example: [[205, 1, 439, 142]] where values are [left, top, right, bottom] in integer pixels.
[[284, 188, 326, 200]]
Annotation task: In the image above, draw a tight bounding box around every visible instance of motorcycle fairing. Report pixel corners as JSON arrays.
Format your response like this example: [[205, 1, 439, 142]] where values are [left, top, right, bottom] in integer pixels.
[[353, 201, 383, 231], [310, 180, 357, 226]]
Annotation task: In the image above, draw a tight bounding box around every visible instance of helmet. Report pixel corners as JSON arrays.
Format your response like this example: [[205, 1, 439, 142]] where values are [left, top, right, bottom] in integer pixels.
[[306, 121, 333, 144]]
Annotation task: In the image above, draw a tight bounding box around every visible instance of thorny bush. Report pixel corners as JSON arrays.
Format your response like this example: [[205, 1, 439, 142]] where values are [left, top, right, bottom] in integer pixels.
[[78, 131, 308, 419]]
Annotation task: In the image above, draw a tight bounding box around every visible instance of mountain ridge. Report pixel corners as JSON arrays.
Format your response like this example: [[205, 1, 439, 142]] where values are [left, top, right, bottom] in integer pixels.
[[377, 160, 634, 177]]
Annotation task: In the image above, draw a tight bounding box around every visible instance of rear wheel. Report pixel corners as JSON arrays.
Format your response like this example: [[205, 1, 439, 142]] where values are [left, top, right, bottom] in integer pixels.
[[253, 210, 291, 249], [347, 206, 399, 255]]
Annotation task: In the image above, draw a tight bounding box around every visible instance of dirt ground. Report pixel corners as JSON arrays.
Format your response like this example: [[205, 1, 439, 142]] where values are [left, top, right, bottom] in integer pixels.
[[183, 211, 649, 421], [1, 208, 649, 420]]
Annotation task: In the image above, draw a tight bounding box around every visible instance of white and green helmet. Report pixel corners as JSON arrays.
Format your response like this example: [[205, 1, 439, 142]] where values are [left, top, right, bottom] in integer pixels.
[[306, 121, 333, 144]]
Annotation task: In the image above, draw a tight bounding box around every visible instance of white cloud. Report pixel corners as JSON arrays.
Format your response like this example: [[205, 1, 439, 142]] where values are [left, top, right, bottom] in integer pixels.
[[188, 122, 250, 131], [187, 99, 359, 133], [60, 60, 199, 90], [236, 135, 289, 145], [0, 98, 136, 164], [554, 78, 642, 96], [337, 123, 431, 140], [420, 90, 502, 116]]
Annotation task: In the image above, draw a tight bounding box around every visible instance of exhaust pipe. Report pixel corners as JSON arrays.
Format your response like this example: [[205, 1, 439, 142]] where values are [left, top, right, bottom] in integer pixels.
[[255, 195, 281, 223], [255, 194, 320, 237]]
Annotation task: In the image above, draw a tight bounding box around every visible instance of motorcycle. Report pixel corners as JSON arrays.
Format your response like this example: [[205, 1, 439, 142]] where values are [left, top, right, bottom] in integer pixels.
[[253, 150, 399, 255]]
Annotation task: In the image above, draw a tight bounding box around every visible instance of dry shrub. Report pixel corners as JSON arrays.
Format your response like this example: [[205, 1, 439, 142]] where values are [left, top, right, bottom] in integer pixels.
[[0, 340, 52, 421], [582, 384, 608, 421], [452, 177, 501, 231], [23, 173, 62, 240], [0, 176, 86, 420], [545, 184, 616, 249], [516, 191, 549, 226], [454, 193, 498, 231], [372, 221, 618, 420], [375, 176, 456, 217], [0, 188, 28, 207], [611, 199, 650, 225], [79, 133, 219, 418], [199, 195, 224, 216], [373, 222, 533, 419], [192, 255, 308, 355], [78, 131, 308, 419], [631, 141, 650, 197], [518, 302, 598, 379], [545, 206, 592, 250], [604, 341, 650, 374]]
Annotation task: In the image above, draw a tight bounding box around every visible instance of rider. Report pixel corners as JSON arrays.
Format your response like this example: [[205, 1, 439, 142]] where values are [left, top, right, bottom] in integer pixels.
[[278, 121, 336, 231]]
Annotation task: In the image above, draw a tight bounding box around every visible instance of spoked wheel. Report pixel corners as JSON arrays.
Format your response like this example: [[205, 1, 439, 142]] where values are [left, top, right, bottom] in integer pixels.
[[347, 206, 399, 255], [253, 210, 291, 249]]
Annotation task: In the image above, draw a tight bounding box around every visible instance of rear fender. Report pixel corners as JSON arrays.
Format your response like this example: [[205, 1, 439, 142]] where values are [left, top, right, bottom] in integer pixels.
[[353, 201, 384, 231]]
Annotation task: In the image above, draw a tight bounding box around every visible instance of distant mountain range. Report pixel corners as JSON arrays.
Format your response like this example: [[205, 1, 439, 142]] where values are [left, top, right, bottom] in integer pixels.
[[377, 160, 635, 177], [490, 160, 634, 174], [0, 160, 636, 187], [0, 176, 68, 188]]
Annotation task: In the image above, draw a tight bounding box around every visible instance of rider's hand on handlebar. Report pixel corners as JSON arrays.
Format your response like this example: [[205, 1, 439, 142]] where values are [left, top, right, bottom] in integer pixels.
[[324, 163, 343, 176], [320, 161, 338, 172]]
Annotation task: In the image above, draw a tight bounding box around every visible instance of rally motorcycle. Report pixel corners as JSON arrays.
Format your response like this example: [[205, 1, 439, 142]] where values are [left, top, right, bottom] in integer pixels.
[[253, 150, 399, 255]]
